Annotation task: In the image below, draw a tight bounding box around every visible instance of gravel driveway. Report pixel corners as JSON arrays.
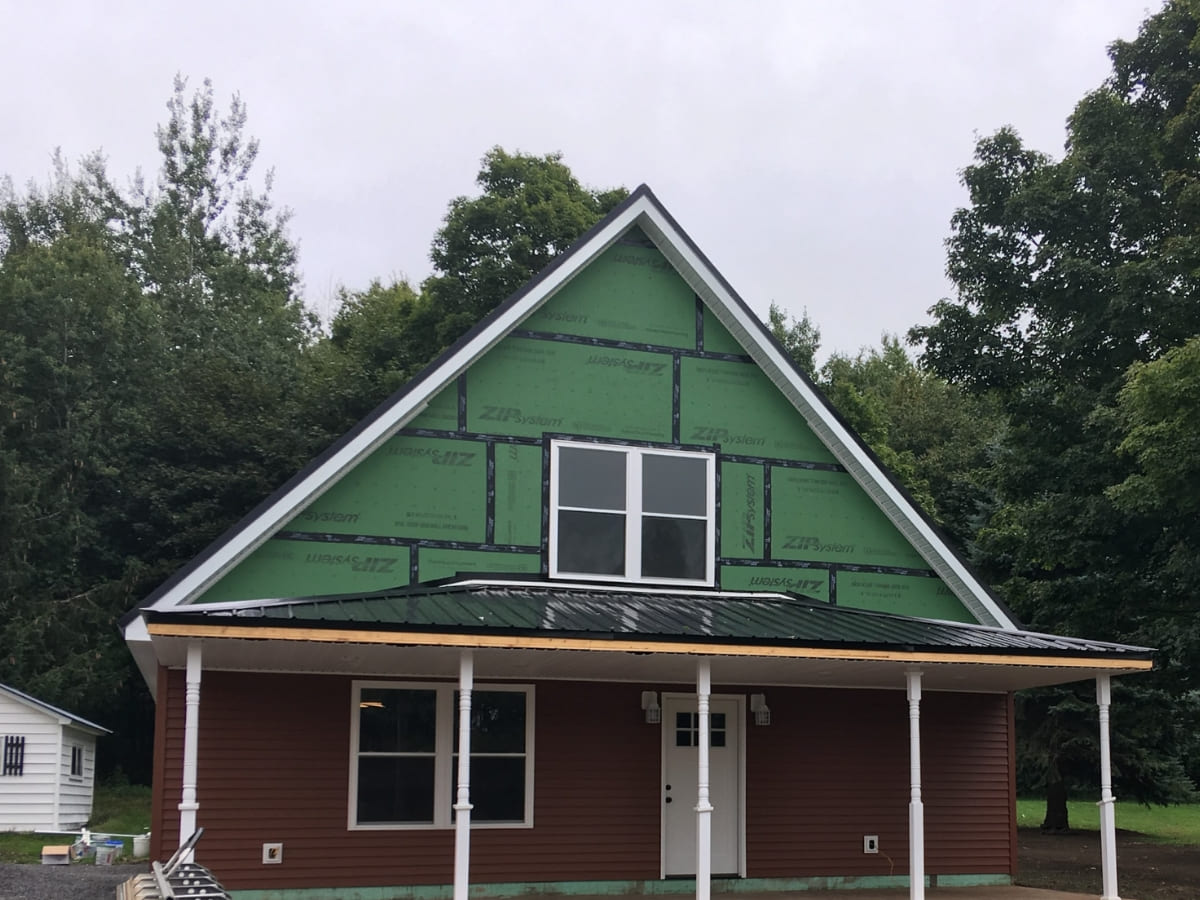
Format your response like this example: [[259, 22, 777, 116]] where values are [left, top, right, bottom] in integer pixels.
[[0, 862, 147, 900]]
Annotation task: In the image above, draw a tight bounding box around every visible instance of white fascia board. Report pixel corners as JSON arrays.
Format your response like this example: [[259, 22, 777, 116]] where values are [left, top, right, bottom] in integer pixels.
[[146, 199, 650, 614], [636, 206, 1017, 632], [122, 617, 160, 694]]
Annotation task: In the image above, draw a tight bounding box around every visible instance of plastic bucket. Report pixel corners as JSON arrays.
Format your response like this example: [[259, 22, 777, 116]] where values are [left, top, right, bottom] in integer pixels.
[[133, 833, 150, 857]]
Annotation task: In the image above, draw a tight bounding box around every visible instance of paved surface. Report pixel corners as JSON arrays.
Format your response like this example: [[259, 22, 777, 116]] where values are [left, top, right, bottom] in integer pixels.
[[0, 861, 146, 900]]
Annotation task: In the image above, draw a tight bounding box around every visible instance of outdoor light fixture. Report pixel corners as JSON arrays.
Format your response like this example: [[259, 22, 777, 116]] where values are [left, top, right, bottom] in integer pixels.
[[641, 691, 662, 724], [750, 693, 771, 726]]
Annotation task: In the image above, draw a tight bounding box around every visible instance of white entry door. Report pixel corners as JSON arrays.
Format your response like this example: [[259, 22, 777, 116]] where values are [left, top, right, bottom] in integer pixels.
[[662, 695, 741, 876]]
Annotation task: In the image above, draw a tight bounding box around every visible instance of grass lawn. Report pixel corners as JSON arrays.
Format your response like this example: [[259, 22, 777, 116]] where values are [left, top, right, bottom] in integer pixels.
[[1016, 797, 1200, 844], [0, 782, 151, 864]]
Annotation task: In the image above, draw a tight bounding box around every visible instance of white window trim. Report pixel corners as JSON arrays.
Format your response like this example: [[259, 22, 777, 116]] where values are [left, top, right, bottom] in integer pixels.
[[348, 680, 535, 831], [549, 440, 716, 586]]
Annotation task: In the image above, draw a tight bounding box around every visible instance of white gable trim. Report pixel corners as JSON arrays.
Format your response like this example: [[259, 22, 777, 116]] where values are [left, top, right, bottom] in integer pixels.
[[131, 189, 1016, 632]]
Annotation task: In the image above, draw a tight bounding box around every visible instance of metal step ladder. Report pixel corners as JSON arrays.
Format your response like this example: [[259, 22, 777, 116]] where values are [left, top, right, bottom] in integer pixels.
[[116, 828, 231, 900]]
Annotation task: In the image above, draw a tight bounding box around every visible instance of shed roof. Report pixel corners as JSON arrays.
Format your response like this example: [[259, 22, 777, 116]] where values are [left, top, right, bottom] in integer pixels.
[[0, 683, 110, 735]]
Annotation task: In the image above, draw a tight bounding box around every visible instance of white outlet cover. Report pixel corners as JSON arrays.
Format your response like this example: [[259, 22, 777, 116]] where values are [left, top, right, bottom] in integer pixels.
[[262, 842, 283, 864], [863, 835, 879, 854]]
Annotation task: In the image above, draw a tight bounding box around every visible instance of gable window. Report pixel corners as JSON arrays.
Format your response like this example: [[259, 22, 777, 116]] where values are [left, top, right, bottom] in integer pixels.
[[70, 745, 84, 778], [350, 682, 532, 829], [2, 736, 24, 776], [550, 441, 715, 585]]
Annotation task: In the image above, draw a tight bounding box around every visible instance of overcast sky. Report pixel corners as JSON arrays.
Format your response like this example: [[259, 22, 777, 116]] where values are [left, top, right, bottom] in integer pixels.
[[2, 0, 1157, 359]]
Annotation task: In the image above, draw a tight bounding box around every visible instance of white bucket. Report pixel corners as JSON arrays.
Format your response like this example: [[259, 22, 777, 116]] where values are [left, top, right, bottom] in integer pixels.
[[133, 833, 150, 857]]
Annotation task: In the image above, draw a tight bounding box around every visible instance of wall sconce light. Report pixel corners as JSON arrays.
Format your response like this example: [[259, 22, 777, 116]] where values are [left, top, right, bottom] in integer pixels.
[[750, 693, 771, 726], [641, 691, 662, 724]]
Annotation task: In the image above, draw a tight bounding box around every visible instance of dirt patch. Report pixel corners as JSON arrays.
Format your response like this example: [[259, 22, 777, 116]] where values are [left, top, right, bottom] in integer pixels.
[[1017, 827, 1200, 900]]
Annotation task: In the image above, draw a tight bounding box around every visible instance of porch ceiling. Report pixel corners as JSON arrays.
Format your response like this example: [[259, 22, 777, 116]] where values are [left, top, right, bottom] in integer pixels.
[[142, 633, 1148, 694]]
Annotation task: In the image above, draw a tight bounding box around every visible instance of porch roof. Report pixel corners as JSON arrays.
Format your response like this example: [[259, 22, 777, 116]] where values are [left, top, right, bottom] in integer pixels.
[[144, 578, 1152, 663]]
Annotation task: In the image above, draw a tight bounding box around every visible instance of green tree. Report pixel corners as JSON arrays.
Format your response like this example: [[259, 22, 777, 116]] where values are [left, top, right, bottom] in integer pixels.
[[84, 76, 318, 567], [422, 147, 627, 348], [0, 77, 315, 780], [0, 166, 160, 771], [304, 278, 432, 434], [310, 148, 629, 432], [911, 0, 1200, 826], [767, 302, 821, 378], [818, 337, 1003, 549], [1109, 337, 1200, 705]]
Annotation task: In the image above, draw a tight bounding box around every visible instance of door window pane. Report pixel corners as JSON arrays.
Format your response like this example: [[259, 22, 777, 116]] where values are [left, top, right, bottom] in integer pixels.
[[712, 713, 727, 747], [672, 710, 727, 748], [675, 711, 694, 747]]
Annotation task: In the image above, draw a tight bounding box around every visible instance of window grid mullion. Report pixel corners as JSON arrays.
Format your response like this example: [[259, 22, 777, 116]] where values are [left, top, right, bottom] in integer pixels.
[[626, 450, 643, 580], [434, 686, 454, 827]]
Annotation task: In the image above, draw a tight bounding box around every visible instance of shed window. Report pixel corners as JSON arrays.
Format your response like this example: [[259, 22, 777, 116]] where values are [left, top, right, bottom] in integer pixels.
[[70, 745, 84, 777], [550, 441, 714, 585], [351, 683, 533, 829], [2, 736, 24, 776]]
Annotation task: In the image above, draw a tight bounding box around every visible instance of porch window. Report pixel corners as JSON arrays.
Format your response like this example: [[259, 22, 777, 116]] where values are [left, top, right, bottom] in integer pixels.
[[350, 682, 533, 829], [550, 441, 715, 585]]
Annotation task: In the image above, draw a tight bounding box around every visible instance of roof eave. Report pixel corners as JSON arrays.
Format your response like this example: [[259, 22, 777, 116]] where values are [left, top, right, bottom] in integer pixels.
[[141, 615, 1154, 672]]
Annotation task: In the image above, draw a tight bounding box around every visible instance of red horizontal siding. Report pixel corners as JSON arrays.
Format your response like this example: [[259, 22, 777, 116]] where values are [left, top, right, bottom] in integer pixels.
[[156, 673, 662, 890], [746, 688, 1012, 878], [153, 671, 1013, 891]]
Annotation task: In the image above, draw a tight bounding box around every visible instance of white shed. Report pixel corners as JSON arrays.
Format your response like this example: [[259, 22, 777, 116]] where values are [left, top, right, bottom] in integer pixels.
[[0, 683, 110, 832]]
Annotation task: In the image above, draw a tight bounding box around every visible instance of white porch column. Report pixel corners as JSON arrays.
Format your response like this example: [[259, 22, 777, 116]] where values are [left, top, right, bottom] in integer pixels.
[[179, 642, 202, 859], [695, 659, 713, 900], [453, 650, 474, 900], [1097, 674, 1120, 900], [906, 669, 925, 900]]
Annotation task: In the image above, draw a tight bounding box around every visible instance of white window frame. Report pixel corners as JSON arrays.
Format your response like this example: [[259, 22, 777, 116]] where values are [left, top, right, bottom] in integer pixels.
[[348, 681, 534, 830], [69, 745, 84, 779], [549, 440, 716, 586]]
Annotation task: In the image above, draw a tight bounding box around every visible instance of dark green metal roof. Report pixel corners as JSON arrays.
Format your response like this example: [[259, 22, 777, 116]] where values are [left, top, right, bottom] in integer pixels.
[[148, 580, 1154, 660]]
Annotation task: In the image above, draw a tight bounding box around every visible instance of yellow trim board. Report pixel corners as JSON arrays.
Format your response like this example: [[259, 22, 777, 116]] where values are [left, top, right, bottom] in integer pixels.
[[146, 622, 1153, 670]]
